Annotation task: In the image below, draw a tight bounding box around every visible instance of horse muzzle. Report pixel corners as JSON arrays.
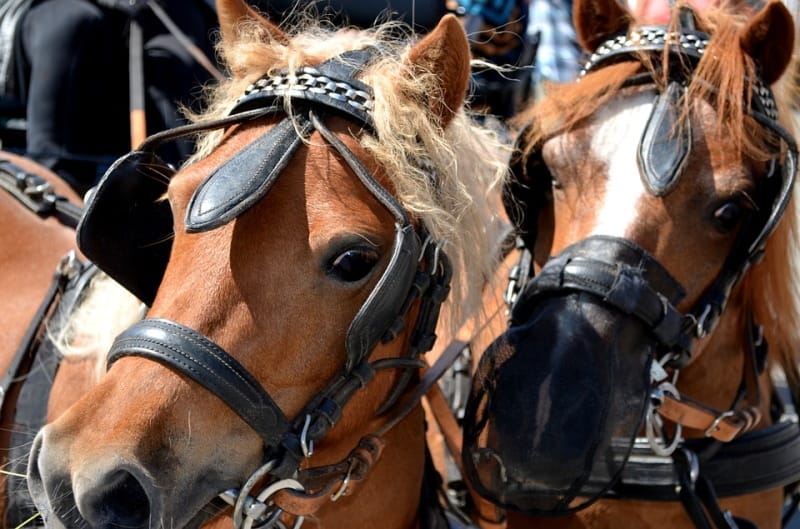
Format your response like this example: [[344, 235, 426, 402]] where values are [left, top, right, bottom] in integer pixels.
[[463, 235, 687, 514]]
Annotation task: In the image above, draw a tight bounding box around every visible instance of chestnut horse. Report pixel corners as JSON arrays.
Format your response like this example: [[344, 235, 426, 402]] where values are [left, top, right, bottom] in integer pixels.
[[463, 0, 800, 528], [25, 2, 508, 529], [0, 151, 87, 527]]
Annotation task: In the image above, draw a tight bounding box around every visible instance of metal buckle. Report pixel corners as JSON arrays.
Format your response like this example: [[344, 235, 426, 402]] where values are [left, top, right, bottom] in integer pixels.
[[56, 250, 81, 280], [704, 410, 735, 438], [695, 304, 713, 337], [330, 458, 357, 502], [300, 414, 314, 458]]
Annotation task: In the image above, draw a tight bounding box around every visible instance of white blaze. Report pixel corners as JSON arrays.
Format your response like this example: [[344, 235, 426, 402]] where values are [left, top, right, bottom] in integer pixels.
[[588, 92, 656, 238]]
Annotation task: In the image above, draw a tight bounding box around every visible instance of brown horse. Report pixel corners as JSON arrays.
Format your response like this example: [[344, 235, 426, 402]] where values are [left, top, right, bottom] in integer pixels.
[[24, 2, 508, 529], [0, 150, 86, 527], [463, 0, 800, 528]]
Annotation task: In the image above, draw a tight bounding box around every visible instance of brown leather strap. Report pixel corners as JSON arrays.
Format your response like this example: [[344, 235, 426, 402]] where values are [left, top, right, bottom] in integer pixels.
[[272, 435, 385, 515], [656, 395, 761, 442], [657, 314, 763, 442]]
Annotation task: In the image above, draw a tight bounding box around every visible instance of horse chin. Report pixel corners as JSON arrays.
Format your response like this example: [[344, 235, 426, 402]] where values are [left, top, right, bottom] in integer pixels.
[[464, 294, 654, 514]]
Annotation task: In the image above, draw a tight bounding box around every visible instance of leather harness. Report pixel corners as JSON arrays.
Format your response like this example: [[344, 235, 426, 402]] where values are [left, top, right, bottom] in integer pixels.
[[0, 162, 87, 528], [78, 48, 457, 528], [502, 9, 800, 529]]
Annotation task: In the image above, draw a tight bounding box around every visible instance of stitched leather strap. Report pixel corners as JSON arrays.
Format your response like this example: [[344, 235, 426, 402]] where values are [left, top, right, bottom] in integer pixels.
[[605, 421, 800, 500], [515, 236, 688, 353], [108, 318, 292, 447]]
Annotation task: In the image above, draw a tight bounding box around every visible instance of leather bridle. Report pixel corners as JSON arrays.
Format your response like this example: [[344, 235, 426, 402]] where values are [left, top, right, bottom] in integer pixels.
[[503, 11, 800, 528], [78, 48, 454, 528]]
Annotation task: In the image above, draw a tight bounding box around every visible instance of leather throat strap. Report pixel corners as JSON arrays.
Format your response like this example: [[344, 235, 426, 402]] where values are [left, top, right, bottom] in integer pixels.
[[655, 316, 763, 442]]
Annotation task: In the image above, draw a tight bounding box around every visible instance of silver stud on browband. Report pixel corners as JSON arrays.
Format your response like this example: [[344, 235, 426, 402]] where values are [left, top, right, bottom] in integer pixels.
[[242, 66, 374, 112], [580, 27, 778, 121], [581, 28, 709, 76]]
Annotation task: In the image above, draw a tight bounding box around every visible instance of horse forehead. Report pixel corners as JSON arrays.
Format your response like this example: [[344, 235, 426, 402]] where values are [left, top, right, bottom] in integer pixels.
[[586, 91, 655, 238], [303, 125, 396, 236]]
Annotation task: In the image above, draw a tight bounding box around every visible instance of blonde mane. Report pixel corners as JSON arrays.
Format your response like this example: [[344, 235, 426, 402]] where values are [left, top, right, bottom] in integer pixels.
[[188, 16, 510, 329], [51, 274, 145, 382], [513, 1, 800, 389]]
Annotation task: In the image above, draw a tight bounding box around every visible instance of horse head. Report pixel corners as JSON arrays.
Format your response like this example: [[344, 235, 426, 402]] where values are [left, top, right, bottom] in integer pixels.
[[27, 2, 507, 529], [464, 0, 800, 526]]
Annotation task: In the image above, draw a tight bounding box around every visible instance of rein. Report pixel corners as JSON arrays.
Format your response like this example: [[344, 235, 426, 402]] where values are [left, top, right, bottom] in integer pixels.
[[2, 255, 98, 528]]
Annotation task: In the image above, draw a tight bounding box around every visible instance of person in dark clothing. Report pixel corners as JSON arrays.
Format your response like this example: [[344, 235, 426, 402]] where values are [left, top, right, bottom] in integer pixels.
[[13, 0, 217, 195], [253, 0, 448, 32]]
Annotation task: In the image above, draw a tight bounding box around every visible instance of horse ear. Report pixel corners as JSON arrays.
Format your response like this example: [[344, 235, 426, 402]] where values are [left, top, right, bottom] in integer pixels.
[[216, 0, 288, 47], [739, 0, 794, 85], [405, 14, 471, 128], [573, 0, 633, 52]]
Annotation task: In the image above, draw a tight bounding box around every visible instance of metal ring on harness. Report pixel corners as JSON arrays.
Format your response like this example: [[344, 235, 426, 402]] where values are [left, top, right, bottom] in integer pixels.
[[227, 458, 280, 529], [243, 479, 305, 529], [647, 382, 683, 456]]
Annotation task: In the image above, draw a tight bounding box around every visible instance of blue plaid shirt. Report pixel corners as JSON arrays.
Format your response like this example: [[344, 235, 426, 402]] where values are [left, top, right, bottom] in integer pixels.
[[527, 0, 583, 84]]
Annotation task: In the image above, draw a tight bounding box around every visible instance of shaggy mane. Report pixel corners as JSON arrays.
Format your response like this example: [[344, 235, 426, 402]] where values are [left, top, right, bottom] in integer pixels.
[[513, 1, 800, 392]]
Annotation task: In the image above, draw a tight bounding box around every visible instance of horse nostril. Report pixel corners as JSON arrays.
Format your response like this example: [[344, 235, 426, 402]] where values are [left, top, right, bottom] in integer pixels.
[[80, 470, 151, 529]]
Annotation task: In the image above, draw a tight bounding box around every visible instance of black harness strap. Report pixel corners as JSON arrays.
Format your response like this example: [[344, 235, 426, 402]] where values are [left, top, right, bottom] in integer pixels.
[[0, 253, 80, 410], [108, 319, 292, 447], [0, 159, 82, 228]]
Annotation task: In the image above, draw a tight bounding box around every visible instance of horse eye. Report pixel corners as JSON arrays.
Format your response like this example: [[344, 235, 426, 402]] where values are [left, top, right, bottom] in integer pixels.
[[712, 202, 744, 233], [327, 247, 379, 282]]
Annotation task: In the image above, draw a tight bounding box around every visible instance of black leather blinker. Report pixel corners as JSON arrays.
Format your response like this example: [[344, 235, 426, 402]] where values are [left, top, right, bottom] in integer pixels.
[[186, 115, 314, 233], [638, 81, 691, 197], [77, 150, 174, 306], [345, 223, 420, 371]]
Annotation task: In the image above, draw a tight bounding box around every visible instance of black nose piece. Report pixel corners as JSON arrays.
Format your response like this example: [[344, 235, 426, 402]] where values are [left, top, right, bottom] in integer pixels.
[[78, 470, 151, 529]]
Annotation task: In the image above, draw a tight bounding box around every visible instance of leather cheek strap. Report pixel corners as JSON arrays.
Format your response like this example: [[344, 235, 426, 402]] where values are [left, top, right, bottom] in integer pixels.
[[107, 318, 292, 447]]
